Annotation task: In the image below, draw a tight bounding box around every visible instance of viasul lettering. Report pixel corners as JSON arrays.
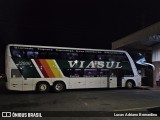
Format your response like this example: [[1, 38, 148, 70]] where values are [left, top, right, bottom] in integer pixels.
[[68, 61, 122, 68]]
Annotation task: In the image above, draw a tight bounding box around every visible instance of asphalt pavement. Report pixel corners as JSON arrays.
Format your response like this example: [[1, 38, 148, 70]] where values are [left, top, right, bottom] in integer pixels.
[[0, 79, 160, 120]]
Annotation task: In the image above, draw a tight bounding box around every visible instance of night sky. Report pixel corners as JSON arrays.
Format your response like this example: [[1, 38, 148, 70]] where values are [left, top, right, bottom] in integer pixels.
[[1, 0, 160, 73]]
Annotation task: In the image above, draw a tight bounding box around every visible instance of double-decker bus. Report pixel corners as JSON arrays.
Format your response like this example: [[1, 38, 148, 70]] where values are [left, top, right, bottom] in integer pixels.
[[5, 44, 141, 92]]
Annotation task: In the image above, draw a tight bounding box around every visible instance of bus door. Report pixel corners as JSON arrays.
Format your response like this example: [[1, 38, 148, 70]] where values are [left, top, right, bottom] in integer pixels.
[[100, 69, 117, 88], [109, 77, 117, 88], [10, 68, 23, 91], [100, 69, 109, 88], [108, 69, 117, 88], [115, 69, 123, 87]]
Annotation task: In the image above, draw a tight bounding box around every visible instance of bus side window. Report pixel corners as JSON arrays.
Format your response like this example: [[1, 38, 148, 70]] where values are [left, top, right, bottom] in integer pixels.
[[79, 53, 95, 60], [97, 54, 108, 61], [48, 52, 60, 59], [11, 49, 24, 58], [26, 51, 39, 59], [70, 69, 83, 77], [112, 53, 134, 76], [99, 69, 109, 77], [62, 68, 83, 77], [11, 69, 22, 78], [61, 52, 78, 60], [84, 69, 98, 77], [38, 51, 46, 59], [111, 53, 128, 61], [62, 68, 70, 77]]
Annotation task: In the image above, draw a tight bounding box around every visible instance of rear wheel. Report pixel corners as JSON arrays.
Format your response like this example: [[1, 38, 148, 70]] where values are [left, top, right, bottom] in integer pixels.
[[126, 81, 134, 89], [53, 82, 66, 92], [36, 82, 50, 93]]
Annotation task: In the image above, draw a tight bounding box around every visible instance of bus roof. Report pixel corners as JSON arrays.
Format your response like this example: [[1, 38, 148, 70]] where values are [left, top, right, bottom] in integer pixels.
[[7, 44, 127, 53]]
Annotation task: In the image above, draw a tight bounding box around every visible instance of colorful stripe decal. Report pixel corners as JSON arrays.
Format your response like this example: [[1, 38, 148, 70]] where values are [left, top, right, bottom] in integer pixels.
[[53, 60, 64, 78], [34, 59, 63, 78], [39, 59, 55, 78], [46, 60, 62, 78], [35, 59, 49, 78], [31, 59, 44, 78]]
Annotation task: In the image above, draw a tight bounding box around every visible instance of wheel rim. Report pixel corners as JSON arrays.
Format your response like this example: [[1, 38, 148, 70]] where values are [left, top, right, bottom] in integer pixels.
[[55, 83, 63, 91], [127, 82, 133, 88], [39, 84, 47, 91]]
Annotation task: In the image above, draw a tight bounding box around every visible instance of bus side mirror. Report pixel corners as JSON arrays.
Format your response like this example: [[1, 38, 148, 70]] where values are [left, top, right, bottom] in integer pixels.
[[136, 62, 155, 70], [136, 58, 155, 70]]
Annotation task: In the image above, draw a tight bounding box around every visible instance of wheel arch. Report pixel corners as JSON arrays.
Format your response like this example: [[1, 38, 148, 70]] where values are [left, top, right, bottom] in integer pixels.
[[125, 79, 136, 88]]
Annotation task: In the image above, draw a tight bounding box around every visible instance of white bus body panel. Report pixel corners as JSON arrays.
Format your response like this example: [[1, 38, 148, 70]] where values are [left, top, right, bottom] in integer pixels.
[[69, 78, 86, 89], [7, 78, 23, 91], [86, 78, 101, 88], [100, 77, 108, 88]]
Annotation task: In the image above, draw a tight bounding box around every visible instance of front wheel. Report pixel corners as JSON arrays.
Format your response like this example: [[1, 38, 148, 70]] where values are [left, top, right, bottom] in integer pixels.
[[126, 81, 134, 89], [53, 82, 66, 92]]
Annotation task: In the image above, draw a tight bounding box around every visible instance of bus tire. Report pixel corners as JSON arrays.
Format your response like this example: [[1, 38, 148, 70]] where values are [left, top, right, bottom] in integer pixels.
[[126, 80, 135, 89], [36, 82, 50, 93], [53, 81, 66, 92]]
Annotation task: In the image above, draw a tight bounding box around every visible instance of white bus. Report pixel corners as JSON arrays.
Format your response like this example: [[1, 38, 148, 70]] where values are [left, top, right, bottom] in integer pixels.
[[5, 44, 141, 92]]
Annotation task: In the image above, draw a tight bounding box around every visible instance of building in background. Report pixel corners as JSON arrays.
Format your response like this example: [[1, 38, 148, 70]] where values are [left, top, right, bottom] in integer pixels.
[[112, 21, 160, 87]]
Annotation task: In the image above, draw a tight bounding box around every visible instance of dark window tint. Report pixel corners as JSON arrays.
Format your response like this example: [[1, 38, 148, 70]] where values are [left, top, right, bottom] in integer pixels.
[[97, 55, 109, 60], [111, 53, 129, 61], [99, 69, 110, 77], [84, 69, 98, 77], [37, 51, 60, 59], [48, 52, 60, 59], [79, 53, 95, 60], [61, 52, 78, 60], [70, 69, 83, 77], [11, 49, 26, 58], [11, 69, 22, 78], [26, 51, 39, 58], [62, 68, 83, 77], [62, 68, 70, 77], [10, 46, 60, 59]]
